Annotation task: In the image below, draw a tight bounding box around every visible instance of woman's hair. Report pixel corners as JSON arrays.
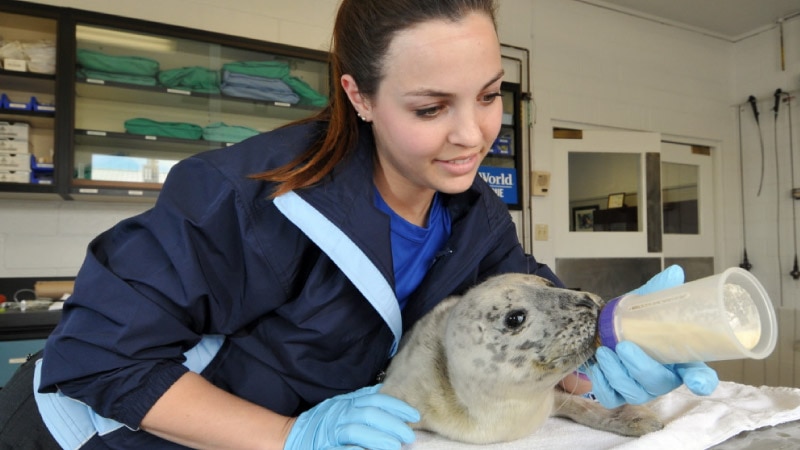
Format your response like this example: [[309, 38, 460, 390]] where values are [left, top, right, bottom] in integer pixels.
[[252, 0, 498, 198]]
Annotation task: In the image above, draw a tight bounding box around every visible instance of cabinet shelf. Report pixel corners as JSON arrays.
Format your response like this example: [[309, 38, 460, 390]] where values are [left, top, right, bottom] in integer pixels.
[[76, 78, 320, 121], [0, 111, 55, 130], [70, 178, 161, 199], [71, 129, 245, 199], [0, 70, 56, 130], [75, 128, 232, 152], [0, 182, 56, 195], [0, 70, 56, 90]]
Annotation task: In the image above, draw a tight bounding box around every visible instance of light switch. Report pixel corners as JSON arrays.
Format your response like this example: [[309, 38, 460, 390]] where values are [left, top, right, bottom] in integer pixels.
[[534, 224, 549, 241]]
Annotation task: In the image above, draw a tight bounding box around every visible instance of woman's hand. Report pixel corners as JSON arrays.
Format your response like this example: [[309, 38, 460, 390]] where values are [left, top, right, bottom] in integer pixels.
[[284, 384, 419, 450], [585, 265, 719, 409], [587, 341, 719, 408]]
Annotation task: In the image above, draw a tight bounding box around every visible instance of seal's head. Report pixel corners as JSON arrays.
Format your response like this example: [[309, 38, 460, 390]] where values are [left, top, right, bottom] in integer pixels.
[[445, 273, 602, 396]]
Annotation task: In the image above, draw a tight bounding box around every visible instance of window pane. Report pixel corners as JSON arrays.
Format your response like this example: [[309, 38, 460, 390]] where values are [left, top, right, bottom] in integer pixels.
[[568, 152, 640, 232], [662, 162, 698, 234]]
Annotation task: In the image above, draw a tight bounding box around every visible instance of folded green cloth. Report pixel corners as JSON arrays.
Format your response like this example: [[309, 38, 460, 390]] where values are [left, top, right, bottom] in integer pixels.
[[222, 61, 290, 79], [203, 122, 260, 143], [77, 68, 157, 86], [77, 48, 159, 76], [158, 66, 221, 94], [281, 75, 328, 107], [124, 118, 203, 140]]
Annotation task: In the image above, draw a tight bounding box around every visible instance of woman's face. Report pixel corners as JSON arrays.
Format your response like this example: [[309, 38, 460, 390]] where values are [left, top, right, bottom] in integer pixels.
[[352, 12, 504, 206]]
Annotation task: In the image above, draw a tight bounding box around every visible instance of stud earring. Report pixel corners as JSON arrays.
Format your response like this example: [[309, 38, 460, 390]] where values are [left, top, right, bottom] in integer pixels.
[[357, 112, 368, 122]]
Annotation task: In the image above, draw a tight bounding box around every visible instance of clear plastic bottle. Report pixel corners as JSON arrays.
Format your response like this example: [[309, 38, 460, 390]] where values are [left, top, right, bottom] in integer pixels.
[[596, 267, 777, 364]]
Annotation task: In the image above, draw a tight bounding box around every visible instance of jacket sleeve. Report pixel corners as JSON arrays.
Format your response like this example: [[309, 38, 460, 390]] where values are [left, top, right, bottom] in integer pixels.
[[39, 155, 281, 428]]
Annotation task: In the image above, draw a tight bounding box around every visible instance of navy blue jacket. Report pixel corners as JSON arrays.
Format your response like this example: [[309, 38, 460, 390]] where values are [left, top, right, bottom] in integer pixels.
[[37, 121, 560, 448]]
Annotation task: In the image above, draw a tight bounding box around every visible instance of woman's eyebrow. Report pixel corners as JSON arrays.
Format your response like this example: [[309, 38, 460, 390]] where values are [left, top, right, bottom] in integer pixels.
[[403, 69, 505, 98]]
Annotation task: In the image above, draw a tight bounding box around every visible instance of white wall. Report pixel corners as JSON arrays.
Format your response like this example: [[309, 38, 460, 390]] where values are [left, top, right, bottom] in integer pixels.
[[516, 0, 800, 386], [728, 17, 800, 387], [731, 18, 800, 312], [3, 0, 800, 385], [524, 0, 733, 265], [26, 0, 339, 52]]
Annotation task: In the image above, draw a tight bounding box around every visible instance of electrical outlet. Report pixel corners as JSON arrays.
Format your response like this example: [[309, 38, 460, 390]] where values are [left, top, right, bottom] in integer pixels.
[[534, 224, 549, 241]]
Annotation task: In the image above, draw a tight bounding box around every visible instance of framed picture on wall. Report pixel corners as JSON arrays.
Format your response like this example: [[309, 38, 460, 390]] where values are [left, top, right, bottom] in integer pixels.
[[607, 192, 626, 209], [573, 205, 599, 231]]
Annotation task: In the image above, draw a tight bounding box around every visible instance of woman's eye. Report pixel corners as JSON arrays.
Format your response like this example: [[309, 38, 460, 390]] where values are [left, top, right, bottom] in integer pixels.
[[481, 92, 502, 104], [415, 105, 442, 118]]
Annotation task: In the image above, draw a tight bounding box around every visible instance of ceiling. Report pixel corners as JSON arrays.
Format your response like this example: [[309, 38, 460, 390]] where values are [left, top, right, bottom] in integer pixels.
[[582, 0, 800, 41]]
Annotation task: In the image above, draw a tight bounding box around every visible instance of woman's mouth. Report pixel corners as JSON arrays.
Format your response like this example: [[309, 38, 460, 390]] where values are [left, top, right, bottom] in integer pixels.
[[436, 153, 480, 176]]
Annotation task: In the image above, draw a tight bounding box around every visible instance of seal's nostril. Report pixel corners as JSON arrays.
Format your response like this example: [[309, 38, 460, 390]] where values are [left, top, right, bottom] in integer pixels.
[[577, 295, 596, 309]]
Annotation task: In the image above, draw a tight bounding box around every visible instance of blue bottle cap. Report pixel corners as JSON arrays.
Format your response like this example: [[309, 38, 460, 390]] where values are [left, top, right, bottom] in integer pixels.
[[598, 296, 622, 350]]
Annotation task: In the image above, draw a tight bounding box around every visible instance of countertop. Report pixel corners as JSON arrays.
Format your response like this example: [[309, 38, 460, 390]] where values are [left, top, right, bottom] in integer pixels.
[[0, 308, 61, 340]]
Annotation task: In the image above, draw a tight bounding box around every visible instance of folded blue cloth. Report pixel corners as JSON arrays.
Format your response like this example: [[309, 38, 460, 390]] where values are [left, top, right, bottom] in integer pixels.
[[202, 122, 260, 143], [220, 70, 299, 104]]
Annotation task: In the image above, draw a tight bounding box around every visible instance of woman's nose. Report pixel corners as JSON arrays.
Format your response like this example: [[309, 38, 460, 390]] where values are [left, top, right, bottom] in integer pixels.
[[449, 107, 484, 148]]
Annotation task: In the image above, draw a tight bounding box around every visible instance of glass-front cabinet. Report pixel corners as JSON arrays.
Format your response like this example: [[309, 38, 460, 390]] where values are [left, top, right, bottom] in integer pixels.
[[479, 83, 522, 209], [0, 1, 330, 200], [68, 14, 329, 199], [0, 4, 59, 197]]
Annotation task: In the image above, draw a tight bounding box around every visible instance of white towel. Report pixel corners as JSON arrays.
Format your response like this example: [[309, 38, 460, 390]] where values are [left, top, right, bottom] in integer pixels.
[[407, 381, 800, 450]]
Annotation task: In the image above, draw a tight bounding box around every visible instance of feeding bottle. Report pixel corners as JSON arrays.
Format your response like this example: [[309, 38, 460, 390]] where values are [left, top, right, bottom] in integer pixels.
[[596, 267, 777, 364]]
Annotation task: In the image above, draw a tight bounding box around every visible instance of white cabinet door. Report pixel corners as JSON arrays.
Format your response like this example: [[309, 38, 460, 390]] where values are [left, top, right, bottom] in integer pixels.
[[553, 130, 660, 258], [661, 142, 715, 258]]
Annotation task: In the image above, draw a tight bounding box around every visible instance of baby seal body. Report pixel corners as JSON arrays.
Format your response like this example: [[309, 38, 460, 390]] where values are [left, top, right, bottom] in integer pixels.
[[381, 273, 663, 444]]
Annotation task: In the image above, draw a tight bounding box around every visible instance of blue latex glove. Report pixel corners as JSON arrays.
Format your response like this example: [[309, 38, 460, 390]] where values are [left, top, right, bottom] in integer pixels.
[[284, 384, 420, 450], [585, 265, 720, 409]]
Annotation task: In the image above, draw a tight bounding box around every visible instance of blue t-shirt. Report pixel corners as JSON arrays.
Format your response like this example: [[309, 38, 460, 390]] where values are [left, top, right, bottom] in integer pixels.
[[374, 189, 452, 309]]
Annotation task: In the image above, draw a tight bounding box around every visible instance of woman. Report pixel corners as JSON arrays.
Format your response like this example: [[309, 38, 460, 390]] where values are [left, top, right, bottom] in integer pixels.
[[0, 1, 716, 449]]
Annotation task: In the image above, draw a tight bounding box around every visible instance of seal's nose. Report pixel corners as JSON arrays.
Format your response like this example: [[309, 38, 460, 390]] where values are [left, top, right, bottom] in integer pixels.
[[578, 294, 601, 309]]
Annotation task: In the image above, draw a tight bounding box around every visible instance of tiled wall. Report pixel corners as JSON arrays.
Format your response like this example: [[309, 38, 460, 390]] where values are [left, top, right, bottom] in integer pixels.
[[24, 0, 339, 52], [0, 199, 149, 277]]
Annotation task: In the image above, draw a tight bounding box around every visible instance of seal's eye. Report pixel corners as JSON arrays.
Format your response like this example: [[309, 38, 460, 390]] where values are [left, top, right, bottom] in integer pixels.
[[504, 310, 526, 329]]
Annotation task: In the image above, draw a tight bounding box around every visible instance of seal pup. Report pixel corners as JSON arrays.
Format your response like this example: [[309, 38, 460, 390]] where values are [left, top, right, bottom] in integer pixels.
[[380, 272, 663, 444]]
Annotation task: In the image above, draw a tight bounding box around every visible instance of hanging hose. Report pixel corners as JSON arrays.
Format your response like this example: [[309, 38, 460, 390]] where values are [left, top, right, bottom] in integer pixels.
[[748, 95, 766, 196], [773, 89, 785, 302], [738, 104, 752, 271], [786, 92, 800, 280]]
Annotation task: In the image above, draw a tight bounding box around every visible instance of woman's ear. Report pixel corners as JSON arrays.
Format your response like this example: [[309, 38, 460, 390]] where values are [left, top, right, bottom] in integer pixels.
[[341, 74, 371, 122]]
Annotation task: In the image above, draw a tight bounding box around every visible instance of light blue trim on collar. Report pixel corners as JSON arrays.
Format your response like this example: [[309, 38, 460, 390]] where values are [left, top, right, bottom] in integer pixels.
[[274, 190, 402, 356], [33, 335, 225, 449]]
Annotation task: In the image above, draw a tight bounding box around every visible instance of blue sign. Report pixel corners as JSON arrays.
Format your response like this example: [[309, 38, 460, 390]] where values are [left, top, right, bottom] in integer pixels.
[[490, 134, 512, 155], [478, 166, 517, 205]]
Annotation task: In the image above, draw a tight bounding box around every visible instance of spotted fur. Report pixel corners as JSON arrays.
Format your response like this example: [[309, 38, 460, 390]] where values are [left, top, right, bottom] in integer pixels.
[[380, 273, 663, 444]]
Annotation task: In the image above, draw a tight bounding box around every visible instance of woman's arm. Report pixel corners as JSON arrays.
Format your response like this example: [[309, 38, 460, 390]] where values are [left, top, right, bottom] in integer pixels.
[[141, 371, 295, 450], [558, 371, 593, 396], [143, 373, 420, 450]]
